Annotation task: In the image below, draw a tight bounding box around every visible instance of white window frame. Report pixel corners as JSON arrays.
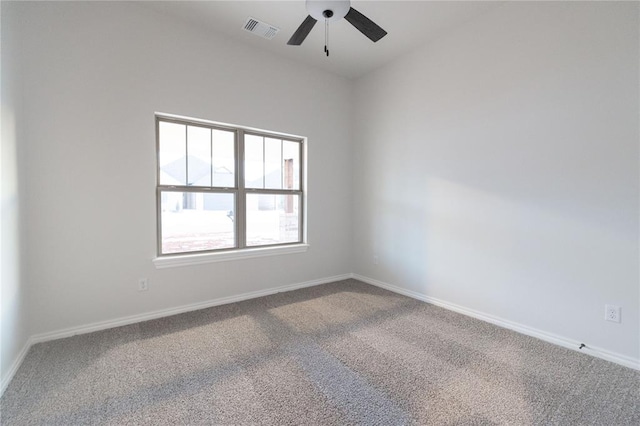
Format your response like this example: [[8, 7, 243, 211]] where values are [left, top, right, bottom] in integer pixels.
[[153, 114, 308, 268]]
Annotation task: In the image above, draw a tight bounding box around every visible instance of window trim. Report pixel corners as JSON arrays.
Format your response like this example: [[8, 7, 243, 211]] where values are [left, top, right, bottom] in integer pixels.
[[154, 113, 306, 260], [152, 243, 310, 269]]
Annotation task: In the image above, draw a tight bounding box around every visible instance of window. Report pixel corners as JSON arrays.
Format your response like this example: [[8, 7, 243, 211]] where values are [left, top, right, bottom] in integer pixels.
[[156, 115, 304, 257]]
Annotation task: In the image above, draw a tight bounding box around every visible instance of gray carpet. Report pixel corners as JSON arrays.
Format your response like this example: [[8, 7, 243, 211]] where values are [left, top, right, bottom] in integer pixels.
[[1, 279, 639, 425]]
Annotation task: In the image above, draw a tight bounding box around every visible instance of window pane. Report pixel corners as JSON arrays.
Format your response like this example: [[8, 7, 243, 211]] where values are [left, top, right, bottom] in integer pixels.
[[264, 138, 282, 189], [159, 122, 186, 185], [213, 129, 235, 188], [187, 126, 212, 186], [246, 194, 300, 247], [245, 134, 264, 188], [160, 191, 235, 254], [283, 141, 300, 190]]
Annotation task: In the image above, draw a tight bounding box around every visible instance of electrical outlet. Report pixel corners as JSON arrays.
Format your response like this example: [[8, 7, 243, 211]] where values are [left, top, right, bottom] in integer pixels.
[[138, 278, 149, 292], [604, 304, 621, 323], [373, 255, 379, 265]]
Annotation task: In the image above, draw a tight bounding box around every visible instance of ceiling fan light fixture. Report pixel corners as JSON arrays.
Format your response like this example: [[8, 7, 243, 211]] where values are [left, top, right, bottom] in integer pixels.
[[306, 0, 350, 22]]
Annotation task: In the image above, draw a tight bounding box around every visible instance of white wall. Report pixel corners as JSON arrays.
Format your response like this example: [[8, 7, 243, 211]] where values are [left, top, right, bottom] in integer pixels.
[[1, 2, 29, 388], [15, 1, 352, 336], [353, 2, 639, 360]]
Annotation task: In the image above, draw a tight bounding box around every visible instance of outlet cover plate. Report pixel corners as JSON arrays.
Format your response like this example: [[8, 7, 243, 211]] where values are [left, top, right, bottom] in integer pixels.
[[605, 304, 621, 323], [138, 278, 149, 292]]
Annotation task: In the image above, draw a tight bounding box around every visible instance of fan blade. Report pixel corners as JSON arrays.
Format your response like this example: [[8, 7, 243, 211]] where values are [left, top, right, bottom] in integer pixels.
[[287, 15, 317, 45], [344, 7, 387, 42]]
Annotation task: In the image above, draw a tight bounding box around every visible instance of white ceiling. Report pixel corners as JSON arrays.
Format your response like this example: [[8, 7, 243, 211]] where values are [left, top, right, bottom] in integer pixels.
[[141, 1, 503, 79]]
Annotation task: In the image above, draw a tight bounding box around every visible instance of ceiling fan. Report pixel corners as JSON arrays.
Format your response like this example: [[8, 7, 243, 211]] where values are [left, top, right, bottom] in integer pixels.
[[287, 0, 387, 55]]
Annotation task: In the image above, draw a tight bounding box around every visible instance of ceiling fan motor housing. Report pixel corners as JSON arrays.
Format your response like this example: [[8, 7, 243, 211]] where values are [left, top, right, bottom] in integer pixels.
[[307, 0, 350, 22]]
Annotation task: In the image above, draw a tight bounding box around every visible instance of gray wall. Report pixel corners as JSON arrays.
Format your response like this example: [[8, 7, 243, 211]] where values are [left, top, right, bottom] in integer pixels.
[[352, 1, 639, 360], [14, 1, 353, 338], [0, 0, 29, 390], [1, 2, 29, 390]]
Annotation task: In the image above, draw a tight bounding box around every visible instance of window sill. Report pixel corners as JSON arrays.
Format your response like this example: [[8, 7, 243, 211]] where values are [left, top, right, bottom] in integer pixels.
[[153, 244, 309, 269]]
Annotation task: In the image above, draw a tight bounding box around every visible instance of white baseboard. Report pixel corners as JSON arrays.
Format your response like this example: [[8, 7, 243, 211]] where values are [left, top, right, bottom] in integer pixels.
[[0, 337, 32, 396], [0, 273, 351, 396], [3, 271, 638, 398], [30, 274, 352, 344], [353, 273, 640, 371]]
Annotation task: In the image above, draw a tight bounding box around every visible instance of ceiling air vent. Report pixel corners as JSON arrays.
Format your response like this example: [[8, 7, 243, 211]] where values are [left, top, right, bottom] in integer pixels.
[[242, 17, 280, 40]]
